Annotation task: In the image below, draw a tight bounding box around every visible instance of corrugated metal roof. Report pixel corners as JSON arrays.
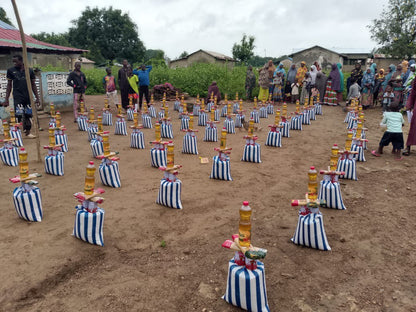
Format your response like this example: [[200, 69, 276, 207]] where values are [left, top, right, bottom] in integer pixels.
[[290, 45, 370, 56], [0, 21, 85, 53]]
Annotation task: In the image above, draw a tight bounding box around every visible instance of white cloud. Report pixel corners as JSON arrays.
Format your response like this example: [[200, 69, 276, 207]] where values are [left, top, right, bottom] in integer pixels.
[[2, 0, 389, 59]]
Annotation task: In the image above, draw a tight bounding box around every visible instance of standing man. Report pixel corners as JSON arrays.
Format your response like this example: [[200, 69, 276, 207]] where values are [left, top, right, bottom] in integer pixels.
[[103, 67, 118, 108], [4, 55, 40, 138], [118, 59, 130, 110], [67, 61, 87, 122], [134, 64, 152, 110]]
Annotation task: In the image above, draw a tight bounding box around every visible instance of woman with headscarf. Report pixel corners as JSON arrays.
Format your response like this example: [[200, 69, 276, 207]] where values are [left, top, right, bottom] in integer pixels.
[[313, 61, 321, 72], [370, 63, 377, 74], [381, 64, 396, 91], [337, 63, 344, 103], [361, 68, 375, 108], [323, 64, 341, 105], [267, 60, 276, 95], [309, 65, 318, 85], [402, 59, 415, 82], [347, 62, 363, 92], [274, 62, 286, 79], [245, 65, 256, 100], [403, 76, 416, 155], [295, 61, 308, 86], [207, 81, 221, 102], [374, 68, 385, 105], [287, 64, 297, 85], [403, 63, 416, 107], [258, 63, 270, 102], [315, 72, 327, 103]]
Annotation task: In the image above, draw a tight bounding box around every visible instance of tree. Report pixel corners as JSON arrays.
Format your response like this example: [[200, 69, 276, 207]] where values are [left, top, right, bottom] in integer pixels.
[[0, 7, 13, 26], [232, 34, 255, 64], [179, 51, 188, 59], [368, 0, 416, 58], [144, 49, 165, 62], [31, 32, 72, 47], [68, 6, 145, 64]]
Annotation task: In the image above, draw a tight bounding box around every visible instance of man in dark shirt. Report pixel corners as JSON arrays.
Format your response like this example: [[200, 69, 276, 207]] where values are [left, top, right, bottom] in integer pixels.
[[4, 55, 40, 138], [118, 59, 130, 110], [67, 61, 87, 122]]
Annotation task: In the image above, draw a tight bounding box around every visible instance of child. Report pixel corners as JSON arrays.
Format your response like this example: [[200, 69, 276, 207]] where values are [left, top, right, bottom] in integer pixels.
[[103, 67, 119, 108], [272, 72, 283, 103], [382, 84, 394, 112], [347, 78, 361, 105], [126, 66, 139, 110], [291, 80, 300, 103], [284, 80, 292, 102], [371, 102, 405, 160]]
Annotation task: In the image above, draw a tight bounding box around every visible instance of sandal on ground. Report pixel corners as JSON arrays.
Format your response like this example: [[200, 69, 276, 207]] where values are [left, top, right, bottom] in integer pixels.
[[371, 150, 381, 157], [403, 150, 410, 156]]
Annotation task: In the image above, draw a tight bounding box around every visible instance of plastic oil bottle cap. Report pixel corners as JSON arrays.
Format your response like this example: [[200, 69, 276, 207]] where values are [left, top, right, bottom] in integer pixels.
[[89, 161, 94, 165], [243, 201, 249, 206], [310, 166, 315, 170]]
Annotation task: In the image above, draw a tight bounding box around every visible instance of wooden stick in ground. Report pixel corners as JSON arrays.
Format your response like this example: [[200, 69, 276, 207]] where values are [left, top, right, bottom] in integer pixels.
[[11, 0, 41, 162]]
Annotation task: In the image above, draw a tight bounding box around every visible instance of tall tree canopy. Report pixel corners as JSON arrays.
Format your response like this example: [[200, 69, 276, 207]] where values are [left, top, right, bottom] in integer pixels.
[[68, 6, 145, 64], [232, 34, 255, 64], [0, 7, 13, 25], [368, 0, 416, 58], [31, 32, 72, 47]]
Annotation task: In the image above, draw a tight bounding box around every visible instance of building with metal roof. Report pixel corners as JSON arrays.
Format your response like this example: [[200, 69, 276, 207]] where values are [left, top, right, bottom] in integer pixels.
[[169, 49, 235, 69]]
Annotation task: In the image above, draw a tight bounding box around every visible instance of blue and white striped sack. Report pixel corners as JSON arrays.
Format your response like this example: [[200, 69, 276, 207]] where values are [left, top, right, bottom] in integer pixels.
[[99, 160, 121, 188], [193, 105, 200, 116], [242, 143, 261, 163], [250, 111, 260, 123], [215, 109, 220, 121], [103, 111, 113, 125], [181, 117, 190, 131], [235, 115, 244, 128], [309, 107, 316, 120], [161, 123, 173, 139], [318, 176, 346, 210], [351, 144, 365, 162], [73, 205, 104, 246], [265, 131, 282, 147], [259, 107, 268, 118], [314, 104, 322, 115], [158, 111, 164, 120], [127, 108, 134, 121], [77, 116, 88, 131], [182, 133, 198, 154], [178, 106, 183, 117], [206, 102, 214, 112], [12, 186, 43, 222], [361, 131, 367, 150], [224, 119, 235, 134], [174, 100, 180, 111], [210, 156, 232, 181], [290, 116, 302, 130], [115, 120, 127, 135], [347, 118, 357, 130], [280, 121, 290, 137], [55, 134, 68, 152], [87, 124, 98, 141], [151, 148, 167, 168], [142, 115, 153, 128], [204, 126, 218, 142], [10, 128, 23, 147], [221, 105, 228, 117], [130, 131, 145, 149], [337, 158, 357, 180], [156, 178, 183, 209], [301, 110, 311, 125], [45, 152, 64, 176], [291, 212, 331, 251], [0, 146, 18, 166], [344, 111, 355, 123], [222, 259, 270, 312], [233, 102, 240, 114], [148, 105, 157, 118], [198, 112, 207, 126], [90, 139, 104, 157], [266, 103, 274, 114]]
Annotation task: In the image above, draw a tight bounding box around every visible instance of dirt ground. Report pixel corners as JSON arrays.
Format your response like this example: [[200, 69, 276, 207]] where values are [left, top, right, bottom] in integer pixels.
[[0, 95, 415, 312]]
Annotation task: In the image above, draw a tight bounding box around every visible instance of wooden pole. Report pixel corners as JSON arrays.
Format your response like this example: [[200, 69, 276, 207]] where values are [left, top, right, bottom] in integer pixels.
[[11, 0, 41, 162]]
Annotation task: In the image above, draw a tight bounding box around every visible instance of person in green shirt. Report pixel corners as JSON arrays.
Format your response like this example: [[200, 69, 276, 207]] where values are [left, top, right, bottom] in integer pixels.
[[126, 66, 139, 110]]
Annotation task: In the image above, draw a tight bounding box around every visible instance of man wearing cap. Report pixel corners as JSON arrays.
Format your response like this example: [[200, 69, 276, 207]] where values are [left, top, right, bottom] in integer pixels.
[[133, 64, 152, 110]]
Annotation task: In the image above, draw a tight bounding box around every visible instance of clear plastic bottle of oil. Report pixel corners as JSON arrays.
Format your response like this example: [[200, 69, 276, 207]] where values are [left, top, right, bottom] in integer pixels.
[[220, 127, 227, 149], [275, 109, 281, 125], [167, 141, 174, 169], [330, 144, 339, 171], [239, 201, 252, 248], [308, 166, 318, 200], [84, 161, 96, 195], [102, 133, 110, 156], [155, 122, 161, 141], [19, 148, 29, 180]]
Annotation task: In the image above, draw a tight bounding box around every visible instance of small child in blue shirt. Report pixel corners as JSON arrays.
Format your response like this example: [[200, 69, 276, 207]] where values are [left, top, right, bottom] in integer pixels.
[[372, 102, 405, 160]]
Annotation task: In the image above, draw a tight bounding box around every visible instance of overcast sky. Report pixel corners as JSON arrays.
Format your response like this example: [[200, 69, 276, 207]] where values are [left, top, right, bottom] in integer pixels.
[[3, 0, 389, 60]]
